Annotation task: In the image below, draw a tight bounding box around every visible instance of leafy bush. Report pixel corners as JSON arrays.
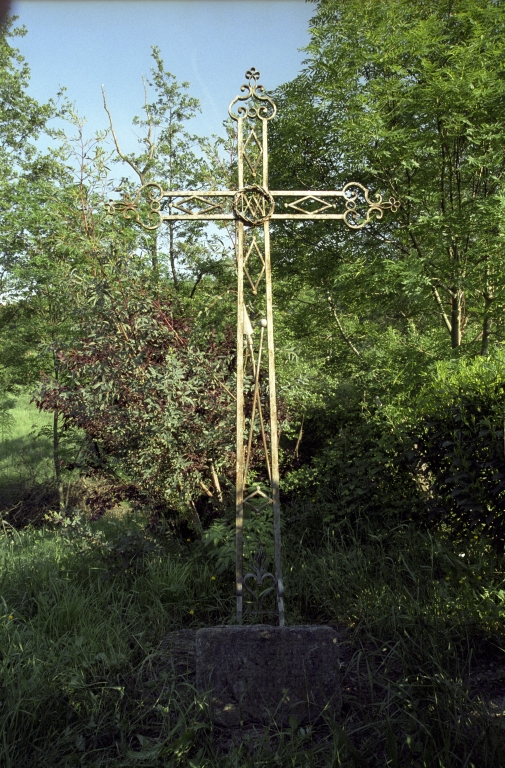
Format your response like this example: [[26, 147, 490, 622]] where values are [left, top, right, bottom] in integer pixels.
[[410, 352, 505, 551], [202, 498, 278, 576], [44, 507, 165, 576], [282, 392, 423, 542], [34, 260, 236, 533]]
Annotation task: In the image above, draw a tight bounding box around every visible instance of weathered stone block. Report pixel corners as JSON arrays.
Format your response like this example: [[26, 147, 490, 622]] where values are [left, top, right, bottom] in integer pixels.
[[195, 624, 341, 728]]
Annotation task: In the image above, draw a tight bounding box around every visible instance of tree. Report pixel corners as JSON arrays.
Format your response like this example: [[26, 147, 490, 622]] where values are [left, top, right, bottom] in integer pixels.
[[0, 20, 144, 506], [264, 0, 505, 536], [0, 17, 80, 507], [103, 47, 225, 295], [22, 59, 239, 524], [269, 0, 505, 383], [0, 16, 60, 306]]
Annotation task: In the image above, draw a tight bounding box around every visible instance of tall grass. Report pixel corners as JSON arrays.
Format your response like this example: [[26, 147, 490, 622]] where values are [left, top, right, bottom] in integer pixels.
[[0, 508, 503, 767]]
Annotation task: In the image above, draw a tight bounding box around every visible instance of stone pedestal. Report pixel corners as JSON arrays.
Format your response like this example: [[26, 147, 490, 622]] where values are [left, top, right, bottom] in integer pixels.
[[195, 625, 341, 728]]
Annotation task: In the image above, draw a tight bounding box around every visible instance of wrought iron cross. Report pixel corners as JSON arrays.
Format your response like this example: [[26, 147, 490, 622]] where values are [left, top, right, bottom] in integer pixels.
[[107, 69, 399, 627]]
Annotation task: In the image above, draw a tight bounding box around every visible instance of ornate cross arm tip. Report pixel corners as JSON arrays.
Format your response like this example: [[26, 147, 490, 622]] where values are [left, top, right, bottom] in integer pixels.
[[105, 182, 165, 230], [265, 183, 400, 229], [341, 183, 400, 230], [105, 182, 238, 228]]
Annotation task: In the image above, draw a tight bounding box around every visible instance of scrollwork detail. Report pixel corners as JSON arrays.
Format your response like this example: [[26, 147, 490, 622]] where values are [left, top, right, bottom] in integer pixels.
[[105, 182, 164, 230], [243, 545, 276, 618], [228, 68, 277, 122], [342, 182, 400, 230]]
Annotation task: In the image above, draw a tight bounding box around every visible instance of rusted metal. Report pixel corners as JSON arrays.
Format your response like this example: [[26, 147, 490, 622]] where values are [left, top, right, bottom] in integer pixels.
[[106, 69, 399, 627]]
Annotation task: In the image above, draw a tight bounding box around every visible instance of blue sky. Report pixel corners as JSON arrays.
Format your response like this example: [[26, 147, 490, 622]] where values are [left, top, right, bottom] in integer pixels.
[[10, 0, 315, 155]]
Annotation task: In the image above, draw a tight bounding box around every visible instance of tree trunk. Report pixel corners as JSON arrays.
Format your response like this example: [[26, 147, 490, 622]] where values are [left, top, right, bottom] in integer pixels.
[[210, 460, 223, 504], [52, 348, 65, 512], [325, 290, 361, 359], [189, 499, 203, 539], [430, 283, 452, 336], [53, 410, 65, 513], [169, 221, 178, 290], [450, 289, 463, 348], [481, 290, 494, 356]]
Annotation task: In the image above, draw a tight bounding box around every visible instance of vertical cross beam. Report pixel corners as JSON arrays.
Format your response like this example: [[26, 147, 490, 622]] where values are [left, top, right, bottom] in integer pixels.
[[229, 68, 284, 625]]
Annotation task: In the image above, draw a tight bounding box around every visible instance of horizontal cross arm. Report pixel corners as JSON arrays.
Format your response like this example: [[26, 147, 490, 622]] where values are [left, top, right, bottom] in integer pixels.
[[271, 213, 348, 220], [105, 181, 399, 230]]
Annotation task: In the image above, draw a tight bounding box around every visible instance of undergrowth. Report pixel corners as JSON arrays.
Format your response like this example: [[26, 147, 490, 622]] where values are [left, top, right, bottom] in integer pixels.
[[0, 505, 503, 767]]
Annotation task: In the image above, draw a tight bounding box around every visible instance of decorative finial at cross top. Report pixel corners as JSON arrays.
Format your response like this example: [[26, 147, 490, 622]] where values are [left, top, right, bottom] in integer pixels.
[[245, 67, 260, 84], [107, 69, 399, 627]]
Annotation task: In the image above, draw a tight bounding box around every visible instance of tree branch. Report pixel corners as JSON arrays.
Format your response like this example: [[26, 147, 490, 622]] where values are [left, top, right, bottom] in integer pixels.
[[190, 271, 204, 299], [407, 230, 453, 336], [430, 281, 453, 335], [102, 86, 148, 184], [325, 289, 362, 359]]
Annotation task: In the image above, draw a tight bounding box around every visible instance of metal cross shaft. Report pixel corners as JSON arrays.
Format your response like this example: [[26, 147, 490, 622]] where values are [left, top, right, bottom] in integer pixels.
[[107, 68, 399, 627]]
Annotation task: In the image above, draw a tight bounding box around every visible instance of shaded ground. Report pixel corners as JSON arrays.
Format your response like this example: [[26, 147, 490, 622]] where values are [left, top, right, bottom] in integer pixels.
[[127, 624, 505, 757], [331, 624, 505, 743]]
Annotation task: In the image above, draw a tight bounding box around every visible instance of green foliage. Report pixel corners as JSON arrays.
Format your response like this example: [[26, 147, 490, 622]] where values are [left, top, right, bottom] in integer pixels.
[[44, 508, 165, 577], [283, 518, 503, 634], [299, 0, 505, 346], [284, 402, 422, 545], [202, 500, 277, 576], [1, 6, 505, 763], [0, 522, 231, 766], [411, 351, 505, 550], [34, 257, 236, 530], [263, 0, 505, 554], [0, 18, 71, 395], [268, 0, 505, 429], [108, 47, 228, 293], [0, 14, 58, 288], [0, 516, 504, 766]]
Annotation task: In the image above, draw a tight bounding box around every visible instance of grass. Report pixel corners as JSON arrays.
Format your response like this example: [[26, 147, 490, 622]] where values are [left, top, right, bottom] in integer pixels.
[[0, 509, 504, 767], [0, 389, 54, 487], [0, 388, 85, 524], [0, 392, 53, 485], [0, 399, 503, 765]]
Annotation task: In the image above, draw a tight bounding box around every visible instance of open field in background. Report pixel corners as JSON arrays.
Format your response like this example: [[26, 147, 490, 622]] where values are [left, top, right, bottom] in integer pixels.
[[0, 388, 86, 524], [0, 389, 54, 487]]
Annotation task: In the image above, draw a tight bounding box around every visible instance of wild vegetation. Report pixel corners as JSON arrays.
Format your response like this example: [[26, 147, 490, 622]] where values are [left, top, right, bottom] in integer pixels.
[[1, 1, 505, 765]]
